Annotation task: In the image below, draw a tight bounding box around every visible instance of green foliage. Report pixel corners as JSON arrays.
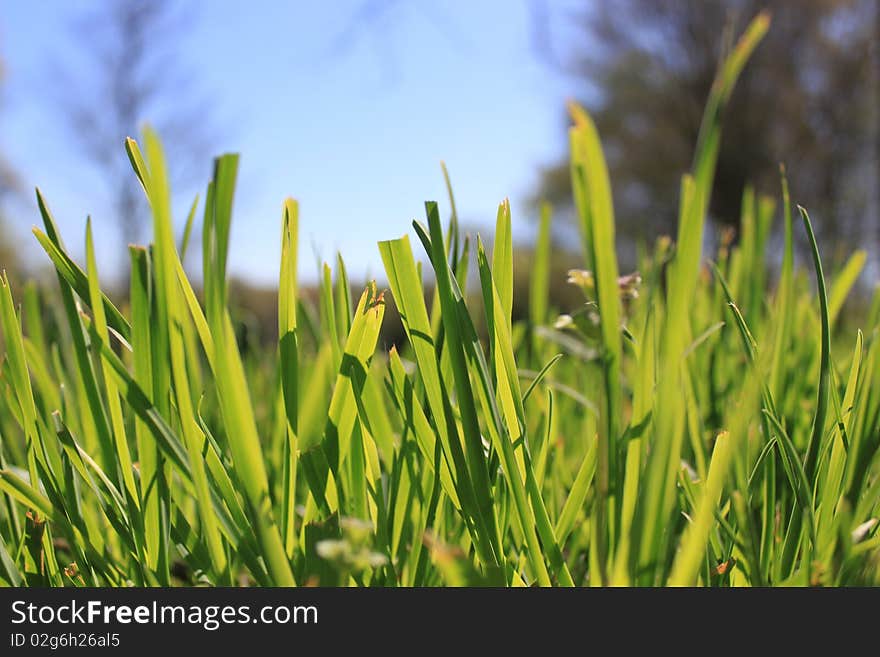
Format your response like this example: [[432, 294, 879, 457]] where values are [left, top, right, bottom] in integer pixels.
[[0, 13, 878, 587]]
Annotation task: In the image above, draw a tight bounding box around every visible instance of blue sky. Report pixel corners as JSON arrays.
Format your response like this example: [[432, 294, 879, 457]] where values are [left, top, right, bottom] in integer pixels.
[[1, 1, 583, 286]]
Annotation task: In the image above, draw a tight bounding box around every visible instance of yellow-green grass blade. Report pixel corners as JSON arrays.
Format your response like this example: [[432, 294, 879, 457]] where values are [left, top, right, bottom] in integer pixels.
[[0, 298, 67, 587], [379, 233, 495, 569], [817, 330, 862, 561], [387, 348, 460, 508], [298, 343, 334, 452], [279, 198, 300, 433], [846, 318, 880, 511], [21, 338, 61, 428], [320, 262, 342, 369], [568, 102, 622, 583], [128, 246, 166, 578], [359, 358, 395, 464], [477, 238, 571, 585], [417, 204, 506, 575], [0, 273, 43, 489], [179, 195, 199, 260], [84, 223, 147, 580], [529, 202, 552, 333], [799, 206, 832, 483], [492, 200, 514, 326], [30, 222, 131, 343], [89, 325, 188, 475], [85, 220, 140, 517], [22, 283, 47, 366], [633, 176, 697, 582], [53, 414, 130, 533], [634, 16, 767, 583], [0, 469, 54, 520], [302, 284, 385, 521], [199, 150, 295, 586], [334, 253, 353, 345], [713, 254, 816, 576], [827, 250, 866, 327], [175, 254, 215, 372], [279, 197, 299, 557], [34, 193, 118, 478], [127, 142, 174, 423], [611, 300, 657, 585], [0, 533, 23, 586], [520, 354, 563, 405], [668, 430, 733, 586], [328, 284, 384, 464], [555, 432, 597, 547], [137, 129, 228, 580], [691, 11, 770, 213]]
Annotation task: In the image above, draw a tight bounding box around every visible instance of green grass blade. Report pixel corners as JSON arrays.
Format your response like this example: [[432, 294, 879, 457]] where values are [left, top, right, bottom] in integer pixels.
[[139, 129, 228, 579], [279, 198, 300, 557], [128, 245, 166, 578], [568, 102, 622, 583], [379, 232, 496, 570], [828, 250, 866, 327], [529, 202, 552, 332], [799, 206, 831, 483]]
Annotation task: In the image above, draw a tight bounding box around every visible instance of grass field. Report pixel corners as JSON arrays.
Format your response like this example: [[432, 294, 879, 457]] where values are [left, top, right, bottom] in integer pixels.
[[1, 12, 878, 587]]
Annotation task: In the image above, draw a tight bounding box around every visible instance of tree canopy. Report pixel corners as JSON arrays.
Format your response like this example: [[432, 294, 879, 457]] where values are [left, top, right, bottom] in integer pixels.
[[535, 0, 878, 259]]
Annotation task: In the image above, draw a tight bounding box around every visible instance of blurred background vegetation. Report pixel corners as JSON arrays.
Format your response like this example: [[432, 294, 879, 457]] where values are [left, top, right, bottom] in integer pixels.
[[0, 1, 877, 346], [534, 0, 878, 266]]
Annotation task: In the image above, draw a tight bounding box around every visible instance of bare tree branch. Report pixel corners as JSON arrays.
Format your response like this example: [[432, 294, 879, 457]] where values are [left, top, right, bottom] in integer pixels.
[[55, 0, 217, 250]]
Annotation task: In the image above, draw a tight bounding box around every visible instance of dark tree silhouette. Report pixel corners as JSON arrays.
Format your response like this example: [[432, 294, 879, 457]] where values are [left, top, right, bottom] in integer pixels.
[[533, 0, 879, 260]]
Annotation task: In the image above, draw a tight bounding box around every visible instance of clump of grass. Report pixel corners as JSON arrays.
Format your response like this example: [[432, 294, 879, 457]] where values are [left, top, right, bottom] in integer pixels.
[[1, 11, 878, 586]]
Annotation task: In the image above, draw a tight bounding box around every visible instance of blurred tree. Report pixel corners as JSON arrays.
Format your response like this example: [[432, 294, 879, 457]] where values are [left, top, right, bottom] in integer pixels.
[[533, 0, 879, 259], [55, 0, 215, 250]]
